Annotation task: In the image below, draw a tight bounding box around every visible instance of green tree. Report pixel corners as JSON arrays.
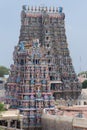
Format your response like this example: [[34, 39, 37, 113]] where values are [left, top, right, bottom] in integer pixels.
[[78, 71, 87, 77], [0, 103, 5, 112], [82, 80, 87, 89], [0, 66, 9, 77]]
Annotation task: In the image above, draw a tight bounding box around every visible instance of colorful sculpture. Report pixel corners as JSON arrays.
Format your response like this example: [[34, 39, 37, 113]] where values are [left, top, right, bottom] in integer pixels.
[[19, 42, 25, 51]]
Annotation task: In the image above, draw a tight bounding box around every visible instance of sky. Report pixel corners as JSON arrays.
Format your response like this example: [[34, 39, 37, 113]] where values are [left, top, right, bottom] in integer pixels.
[[0, 0, 87, 74]]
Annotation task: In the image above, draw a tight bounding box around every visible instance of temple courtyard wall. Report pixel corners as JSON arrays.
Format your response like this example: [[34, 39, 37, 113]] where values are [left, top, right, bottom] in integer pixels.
[[42, 113, 87, 130], [0, 109, 87, 130]]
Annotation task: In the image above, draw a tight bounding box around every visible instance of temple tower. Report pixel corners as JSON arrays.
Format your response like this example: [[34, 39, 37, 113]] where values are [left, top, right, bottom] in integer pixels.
[[6, 5, 81, 129], [19, 5, 81, 100]]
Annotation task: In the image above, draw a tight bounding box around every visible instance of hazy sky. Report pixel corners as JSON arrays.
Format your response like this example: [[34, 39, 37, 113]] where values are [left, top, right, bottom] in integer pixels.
[[0, 0, 87, 74]]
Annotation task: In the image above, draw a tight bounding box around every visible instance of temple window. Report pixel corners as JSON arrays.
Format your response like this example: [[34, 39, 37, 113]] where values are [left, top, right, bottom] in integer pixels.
[[50, 18, 52, 23], [28, 17, 31, 23], [84, 102, 87, 105], [49, 67, 51, 71], [50, 76, 55, 81], [48, 51, 50, 55], [33, 59, 35, 64], [47, 44, 49, 47], [33, 59, 40, 65], [30, 74, 32, 78], [48, 59, 50, 63], [51, 84, 55, 90], [46, 37, 49, 40], [20, 59, 24, 65], [46, 30, 48, 33], [38, 17, 42, 23], [44, 73, 45, 78]]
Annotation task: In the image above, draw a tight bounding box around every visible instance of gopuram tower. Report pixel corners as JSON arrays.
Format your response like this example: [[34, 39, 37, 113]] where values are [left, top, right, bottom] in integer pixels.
[[6, 5, 81, 129]]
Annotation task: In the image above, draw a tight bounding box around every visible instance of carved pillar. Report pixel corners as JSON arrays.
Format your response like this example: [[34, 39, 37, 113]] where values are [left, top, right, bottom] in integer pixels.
[[20, 119, 23, 130], [15, 120, 17, 129], [7, 120, 11, 128]]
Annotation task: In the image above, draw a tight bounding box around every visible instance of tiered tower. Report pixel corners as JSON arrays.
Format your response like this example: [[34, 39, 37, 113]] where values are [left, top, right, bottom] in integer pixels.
[[6, 5, 81, 129]]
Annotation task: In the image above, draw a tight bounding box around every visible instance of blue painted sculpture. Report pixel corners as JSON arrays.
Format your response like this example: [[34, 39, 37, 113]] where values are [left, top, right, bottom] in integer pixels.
[[19, 41, 25, 51], [58, 7, 63, 13]]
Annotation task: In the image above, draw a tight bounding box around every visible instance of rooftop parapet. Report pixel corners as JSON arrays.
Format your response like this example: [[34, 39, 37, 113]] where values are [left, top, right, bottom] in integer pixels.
[[21, 5, 65, 20], [22, 5, 63, 13]]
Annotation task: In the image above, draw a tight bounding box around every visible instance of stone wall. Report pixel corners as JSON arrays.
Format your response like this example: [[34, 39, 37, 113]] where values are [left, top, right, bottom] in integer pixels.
[[42, 113, 87, 130]]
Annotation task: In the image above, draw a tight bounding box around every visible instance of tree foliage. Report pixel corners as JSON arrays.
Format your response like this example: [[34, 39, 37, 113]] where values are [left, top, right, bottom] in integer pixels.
[[78, 71, 87, 77], [0, 66, 9, 77], [82, 80, 87, 89], [0, 103, 5, 112]]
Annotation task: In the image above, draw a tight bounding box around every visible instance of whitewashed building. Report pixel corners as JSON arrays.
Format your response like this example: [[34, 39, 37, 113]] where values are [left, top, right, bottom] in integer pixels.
[[78, 89, 87, 105]]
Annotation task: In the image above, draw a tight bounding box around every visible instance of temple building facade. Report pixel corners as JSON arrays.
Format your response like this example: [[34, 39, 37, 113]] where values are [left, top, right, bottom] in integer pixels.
[[5, 5, 81, 129]]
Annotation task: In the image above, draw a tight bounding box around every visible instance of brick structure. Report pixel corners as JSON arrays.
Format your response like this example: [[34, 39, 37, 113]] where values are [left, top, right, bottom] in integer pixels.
[[6, 5, 81, 129]]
